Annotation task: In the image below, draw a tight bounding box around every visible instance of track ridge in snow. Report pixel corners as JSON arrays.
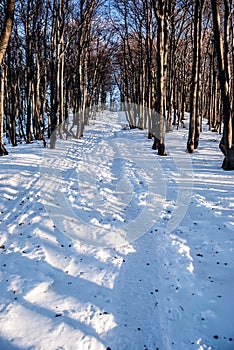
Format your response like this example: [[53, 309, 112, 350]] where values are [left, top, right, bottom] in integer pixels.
[[0, 111, 233, 349]]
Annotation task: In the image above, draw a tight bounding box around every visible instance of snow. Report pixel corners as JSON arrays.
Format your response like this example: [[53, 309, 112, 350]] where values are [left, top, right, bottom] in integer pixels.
[[0, 110, 234, 350]]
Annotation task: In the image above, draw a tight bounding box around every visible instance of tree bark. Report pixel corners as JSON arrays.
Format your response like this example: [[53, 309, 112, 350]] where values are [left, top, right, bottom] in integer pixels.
[[211, 0, 234, 170], [187, 0, 205, 153], [152, 0, 168, 156], [0, 0, 15, 155]]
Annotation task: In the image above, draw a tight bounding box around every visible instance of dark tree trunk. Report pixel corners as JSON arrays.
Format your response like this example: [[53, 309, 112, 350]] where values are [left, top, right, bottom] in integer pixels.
[[0, 0, 15, 155], [187, 0, 205, 153], [211, 0, 234, 170]]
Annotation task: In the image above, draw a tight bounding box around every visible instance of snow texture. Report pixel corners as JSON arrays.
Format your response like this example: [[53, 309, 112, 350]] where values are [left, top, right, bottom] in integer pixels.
[[0, 110, 234, 350]]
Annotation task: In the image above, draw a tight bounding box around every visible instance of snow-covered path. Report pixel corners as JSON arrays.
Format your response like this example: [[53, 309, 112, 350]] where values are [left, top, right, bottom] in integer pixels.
[[0, 111, 234, 350]]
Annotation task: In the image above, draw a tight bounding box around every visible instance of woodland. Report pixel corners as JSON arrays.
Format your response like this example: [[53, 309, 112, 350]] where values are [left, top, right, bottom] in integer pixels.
[[0, 0, 233, 169]]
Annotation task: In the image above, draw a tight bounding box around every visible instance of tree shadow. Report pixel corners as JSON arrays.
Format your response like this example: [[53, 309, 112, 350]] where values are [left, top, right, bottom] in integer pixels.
[[0, 337, 28, 350]]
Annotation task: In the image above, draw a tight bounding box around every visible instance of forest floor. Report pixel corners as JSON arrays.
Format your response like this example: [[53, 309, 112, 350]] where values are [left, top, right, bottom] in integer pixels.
[[0, 110, 234, 350]]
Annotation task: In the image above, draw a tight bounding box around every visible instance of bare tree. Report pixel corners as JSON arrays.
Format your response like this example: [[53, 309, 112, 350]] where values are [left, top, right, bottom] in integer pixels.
[[0, 0, 15, 155], [211, 0, 234, 169], [187, 0, 206, 153], [151, 0, 169, 155]]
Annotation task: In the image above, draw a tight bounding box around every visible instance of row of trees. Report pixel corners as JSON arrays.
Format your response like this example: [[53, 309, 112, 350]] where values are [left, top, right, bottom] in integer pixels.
[[0, 0, 115, 152], [0, 0, 233, 169], [111, 0, 234, 168]]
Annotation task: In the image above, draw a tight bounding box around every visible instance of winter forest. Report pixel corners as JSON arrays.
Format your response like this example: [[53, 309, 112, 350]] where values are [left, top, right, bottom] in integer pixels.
[[0, 1, 234, 350], [0, 0, 233, 167]]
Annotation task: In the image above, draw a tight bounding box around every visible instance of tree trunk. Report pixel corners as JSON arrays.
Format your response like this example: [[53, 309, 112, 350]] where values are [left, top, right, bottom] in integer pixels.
[[0, 0, 15, 155], [0, 68, 8, 155], [194, 1, 205, 149], [152, 0, 168, 156], [211, 0, 234, 170], [187, 0, 205, 153]]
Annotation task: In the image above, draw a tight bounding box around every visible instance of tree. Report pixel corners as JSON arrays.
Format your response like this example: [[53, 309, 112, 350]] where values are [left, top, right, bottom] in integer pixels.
[[187, 0, 205, 153], [211, 0, 234, 169], [151, 0, 169, 155], [0, 0, 15, 155]]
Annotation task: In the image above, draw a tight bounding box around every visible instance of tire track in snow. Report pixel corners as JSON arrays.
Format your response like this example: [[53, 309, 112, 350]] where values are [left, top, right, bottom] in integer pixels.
[[40, 111, 168, 247]]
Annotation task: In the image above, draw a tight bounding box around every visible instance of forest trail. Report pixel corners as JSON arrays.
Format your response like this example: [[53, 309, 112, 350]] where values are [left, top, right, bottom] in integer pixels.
[[0, 111, 234, 350]]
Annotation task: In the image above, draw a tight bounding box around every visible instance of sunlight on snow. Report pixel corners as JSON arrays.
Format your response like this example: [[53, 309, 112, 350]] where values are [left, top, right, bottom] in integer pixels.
[[170, 234, 194, 273], [196, 337, 212, 350], [24, 282, 117, 336]]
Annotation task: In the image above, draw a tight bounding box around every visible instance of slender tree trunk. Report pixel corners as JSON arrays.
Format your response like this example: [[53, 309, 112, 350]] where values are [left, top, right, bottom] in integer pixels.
[[25, 6, 33, 144], [211, 0, 234, 169], [0, 67, 8, 155], [152, 0, 168, 156], [194, 1, 205, 149], [0, 0, 15, 155], [187, 0, 205, 153]]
